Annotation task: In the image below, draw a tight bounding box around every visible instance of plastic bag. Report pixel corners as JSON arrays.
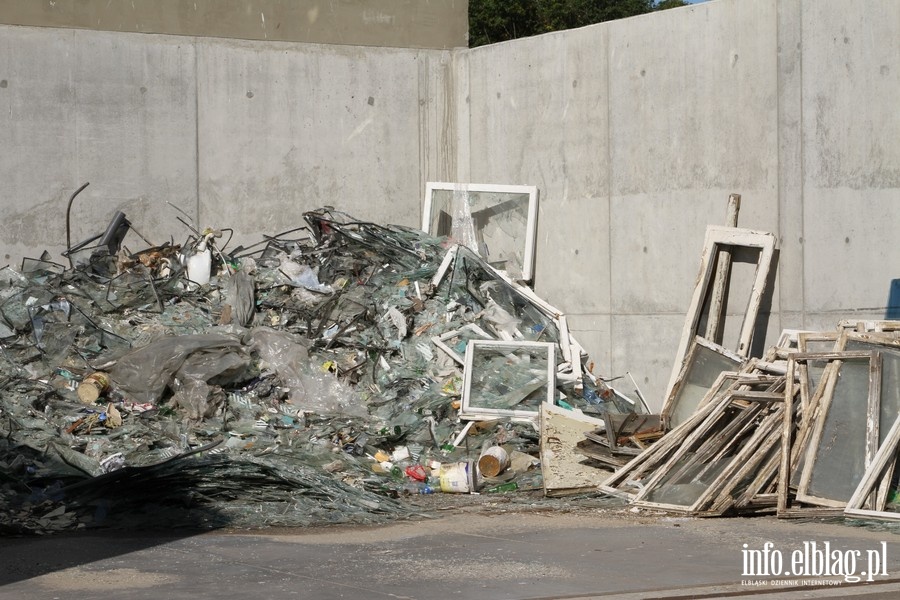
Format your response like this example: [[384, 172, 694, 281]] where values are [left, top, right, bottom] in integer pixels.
[[248, 328, 366, 416], [110, 334, 250, 404], [223, 271, 256, 327]]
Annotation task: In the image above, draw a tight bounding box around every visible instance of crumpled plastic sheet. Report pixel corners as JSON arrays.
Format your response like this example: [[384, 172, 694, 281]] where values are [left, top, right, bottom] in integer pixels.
[[110, 333, 252, 405], [247, 327, 367, 416]]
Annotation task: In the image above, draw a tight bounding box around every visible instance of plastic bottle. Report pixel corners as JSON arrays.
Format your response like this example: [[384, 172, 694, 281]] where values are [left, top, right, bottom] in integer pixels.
[[186, 242, 212, 285], [400, 482, 435, 495]]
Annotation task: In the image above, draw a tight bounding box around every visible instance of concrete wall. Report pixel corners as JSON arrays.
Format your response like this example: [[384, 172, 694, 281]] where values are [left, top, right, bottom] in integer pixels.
[[0, 0, 468, 49], [0, 24, 453, 264], [460, 0, 900, 409], [196, 40, 455, 243], [1, 0, 898, 411], [0, 26, 199, 265]]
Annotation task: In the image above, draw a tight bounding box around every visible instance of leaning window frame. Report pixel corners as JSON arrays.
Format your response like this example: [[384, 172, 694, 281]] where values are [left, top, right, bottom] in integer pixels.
[[794, 351, 881, 509], [838, 331, 900, 508], [422, 182, 539, 282], [663, 226, 777, 404], [630, 386, 784, 515]]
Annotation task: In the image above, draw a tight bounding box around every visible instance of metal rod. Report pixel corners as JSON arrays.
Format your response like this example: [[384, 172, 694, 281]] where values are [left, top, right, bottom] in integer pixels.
[[64, 182, 91, 268]]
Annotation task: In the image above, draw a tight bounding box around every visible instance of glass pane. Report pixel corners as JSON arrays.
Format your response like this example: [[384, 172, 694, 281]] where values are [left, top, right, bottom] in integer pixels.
[[807, 361, 827, 399], [668, 343, 741, 430], [466, 343, 552, 413], [879, 352, 900, 447], [844, 341, 900, 447], [447, 247, 562, 353], [806, 357, 872, 502], [428, 185, 535, 280]]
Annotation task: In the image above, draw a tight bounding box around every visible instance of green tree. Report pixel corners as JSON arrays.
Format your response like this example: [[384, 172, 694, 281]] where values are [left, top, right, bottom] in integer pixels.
[[469, 0, 687, 47]]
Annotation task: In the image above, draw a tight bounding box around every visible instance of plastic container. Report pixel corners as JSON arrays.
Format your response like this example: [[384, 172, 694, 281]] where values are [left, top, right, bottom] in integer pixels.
[[401, 482, 435, 495], [186, 248, 211, 285], [439, 460, 474, 493], [405, 464, 428, 482]]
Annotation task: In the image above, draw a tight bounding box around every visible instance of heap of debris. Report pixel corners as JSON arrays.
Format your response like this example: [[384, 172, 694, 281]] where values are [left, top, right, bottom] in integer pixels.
[[4, 192, 898, 534], [0, 207, 641, 533]]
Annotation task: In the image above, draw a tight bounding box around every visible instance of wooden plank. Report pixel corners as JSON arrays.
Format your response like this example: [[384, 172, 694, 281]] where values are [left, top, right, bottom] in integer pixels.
[[866, 352, 883, 510], [845, 412, 900, 517], [776, 357, 798, 515], [704, 193, 741, 342]]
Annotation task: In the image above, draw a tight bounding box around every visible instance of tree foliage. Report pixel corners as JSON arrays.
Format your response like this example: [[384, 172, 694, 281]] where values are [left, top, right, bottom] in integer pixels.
[[469, 0, 688, 47]]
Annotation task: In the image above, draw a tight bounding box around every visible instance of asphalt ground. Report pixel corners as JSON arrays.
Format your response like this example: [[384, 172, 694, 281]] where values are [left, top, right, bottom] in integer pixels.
[[2, 498, 900, 599]]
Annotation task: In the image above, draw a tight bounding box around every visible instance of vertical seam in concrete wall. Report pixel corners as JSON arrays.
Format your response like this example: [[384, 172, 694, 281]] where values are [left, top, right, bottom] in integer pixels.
[[798, 1, 806, 327], [416, 54, 424, 226], [194, 38, 201, 226], [464, 50, 471, 181], [774, 0, 783, 336], [605, 27, 613, 333], [73, 30, 80, 186]]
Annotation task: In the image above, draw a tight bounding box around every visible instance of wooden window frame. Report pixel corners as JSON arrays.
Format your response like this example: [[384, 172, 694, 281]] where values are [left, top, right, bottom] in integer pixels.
[[664, 226, 777, 407]]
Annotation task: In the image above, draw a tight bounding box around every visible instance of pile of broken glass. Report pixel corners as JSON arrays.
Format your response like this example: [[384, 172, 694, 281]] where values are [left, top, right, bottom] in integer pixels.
[[0, 208, 643, 533]]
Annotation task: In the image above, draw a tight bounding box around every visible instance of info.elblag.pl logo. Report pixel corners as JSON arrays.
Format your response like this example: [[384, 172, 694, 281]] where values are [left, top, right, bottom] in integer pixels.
[[742, 541, 889, 584]]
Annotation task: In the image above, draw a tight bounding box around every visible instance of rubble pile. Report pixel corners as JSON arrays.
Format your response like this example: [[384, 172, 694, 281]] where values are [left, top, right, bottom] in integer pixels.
[[0, 207, 640, 533], [4, 198, 897, 535]]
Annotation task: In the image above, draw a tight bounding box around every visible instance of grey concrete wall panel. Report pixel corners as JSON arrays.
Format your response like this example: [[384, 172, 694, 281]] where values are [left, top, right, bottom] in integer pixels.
[[801, 0, 900, 314], [775, 0, 804, 315], [607, 1, 780, 315], [610, 190, 732, 316], [197, 40, 438, 247], [0, 26, 77, 265], [0, 26, 197, 265], [801, 1, 900, 191], [611, 314, 685, 412], [71, 30, 198, 255], [608, 2, 779, 197], [0, 0, 469, 49], [466, 28, 612, 316], [804, 190, 900, 313], [416, 52, 460, 189], [532, 194, 611, 319]]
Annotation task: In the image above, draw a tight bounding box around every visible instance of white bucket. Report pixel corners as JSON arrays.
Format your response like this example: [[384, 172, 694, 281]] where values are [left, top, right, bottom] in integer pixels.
[[439, 460, 474, 493]]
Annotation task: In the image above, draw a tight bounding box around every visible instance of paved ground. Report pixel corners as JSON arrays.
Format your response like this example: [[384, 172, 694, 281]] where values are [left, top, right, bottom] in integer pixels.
[[2, 503, 900, 599]]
